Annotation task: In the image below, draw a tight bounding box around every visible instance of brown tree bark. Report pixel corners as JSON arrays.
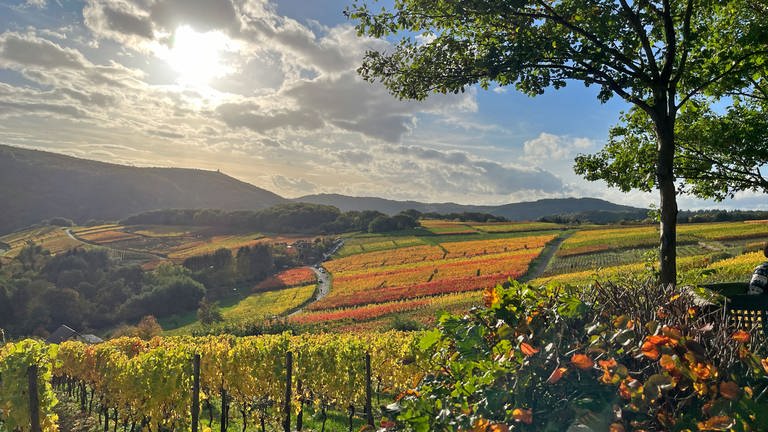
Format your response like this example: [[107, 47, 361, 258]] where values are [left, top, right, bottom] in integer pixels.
[[654, 111, 678, 287]]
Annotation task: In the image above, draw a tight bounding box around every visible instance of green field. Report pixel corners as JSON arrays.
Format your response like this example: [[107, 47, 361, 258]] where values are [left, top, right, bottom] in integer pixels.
[[163, 284, 316, 335]]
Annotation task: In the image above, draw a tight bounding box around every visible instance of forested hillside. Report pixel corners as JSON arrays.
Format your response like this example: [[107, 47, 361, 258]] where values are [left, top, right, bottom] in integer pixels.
[[0, 145, 285, 234]]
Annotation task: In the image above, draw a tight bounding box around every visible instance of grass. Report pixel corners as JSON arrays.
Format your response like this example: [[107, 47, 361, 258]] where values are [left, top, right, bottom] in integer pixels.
[[163, 284, 316, 335], [470, 221, 565, 233], [337, 234, 428, 257], [419, 219, 479, 235]]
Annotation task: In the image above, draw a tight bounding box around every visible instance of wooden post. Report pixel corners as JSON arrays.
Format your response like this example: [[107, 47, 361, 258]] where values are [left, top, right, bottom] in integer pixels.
[[283, 351, 292, 432], [80, 382, 87, 412], [296, 379, 303, 431], [28, 365, 41, 432], [192, 354, 201, 432], [365, 353, 374, 427], [220, 388, 227, 432]]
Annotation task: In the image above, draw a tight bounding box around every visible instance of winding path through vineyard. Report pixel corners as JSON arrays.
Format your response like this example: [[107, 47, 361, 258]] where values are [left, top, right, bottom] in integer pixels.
[[519, 231, 573, 282], [64, 228, 166, 261], [288, 265, 331, 316]]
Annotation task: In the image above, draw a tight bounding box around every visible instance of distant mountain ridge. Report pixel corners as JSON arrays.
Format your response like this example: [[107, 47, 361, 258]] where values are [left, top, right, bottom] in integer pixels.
[[294, 194, 646, 221], [0, 145, 285, 234], [0, 144, 646, 235]]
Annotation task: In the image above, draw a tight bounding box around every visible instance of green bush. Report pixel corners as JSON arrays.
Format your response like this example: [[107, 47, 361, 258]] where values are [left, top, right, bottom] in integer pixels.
[[394, 280, 768, 431]]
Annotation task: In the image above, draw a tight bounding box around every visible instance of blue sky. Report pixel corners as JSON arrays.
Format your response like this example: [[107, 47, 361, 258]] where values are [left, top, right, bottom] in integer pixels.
[[0, 0, 764, 210]]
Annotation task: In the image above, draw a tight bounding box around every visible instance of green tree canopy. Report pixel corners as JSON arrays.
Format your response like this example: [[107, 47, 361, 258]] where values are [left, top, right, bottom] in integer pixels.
[[348, 0, 768, 285], [576, 85, 768, 201]]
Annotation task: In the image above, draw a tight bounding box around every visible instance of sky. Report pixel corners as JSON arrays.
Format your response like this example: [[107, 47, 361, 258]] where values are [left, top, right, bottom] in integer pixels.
[[0, 0, 765, 210]]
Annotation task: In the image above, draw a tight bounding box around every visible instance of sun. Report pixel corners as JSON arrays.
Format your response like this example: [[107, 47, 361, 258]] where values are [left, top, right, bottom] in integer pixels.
[[163, 25, 235, 88]]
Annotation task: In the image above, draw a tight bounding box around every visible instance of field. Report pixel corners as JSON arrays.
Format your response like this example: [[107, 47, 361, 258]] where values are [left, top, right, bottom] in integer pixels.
[[288, 231, 558, 328], [419, 219, 479, 235], [4, 218, 766, 333], [470, 221, 565, 233], [0, 226, 84, 259], [164, 283, 316, 335]]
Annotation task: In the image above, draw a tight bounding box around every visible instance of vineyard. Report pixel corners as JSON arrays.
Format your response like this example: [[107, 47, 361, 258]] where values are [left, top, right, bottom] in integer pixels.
[[2, 218, 768, 430], [0, 334, 420, 432], [292, 233, 557, 328]]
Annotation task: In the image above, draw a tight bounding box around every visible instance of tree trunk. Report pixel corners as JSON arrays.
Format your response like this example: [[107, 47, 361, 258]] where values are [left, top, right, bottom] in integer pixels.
[[654, 113, 678, 287]]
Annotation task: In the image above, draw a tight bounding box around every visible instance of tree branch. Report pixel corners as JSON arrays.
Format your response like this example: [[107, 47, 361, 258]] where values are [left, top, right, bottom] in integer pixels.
[[619, 0, 659, 79]]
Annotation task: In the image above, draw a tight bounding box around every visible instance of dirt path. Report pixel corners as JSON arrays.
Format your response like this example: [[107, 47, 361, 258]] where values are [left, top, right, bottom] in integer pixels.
[[519, 230, 574, 282], [64, 228, 166, 261], [287, 239, 343, 316]]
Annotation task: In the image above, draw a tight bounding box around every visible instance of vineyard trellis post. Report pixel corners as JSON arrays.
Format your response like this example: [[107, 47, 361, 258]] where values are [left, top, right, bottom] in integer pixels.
[[220, 388, 227, 432], [296, 379, 303, 431], [283, 351, 293, 432], [365, 353, 373, 427], [192, 354, 201, 432], [28, 365, 41, 432]]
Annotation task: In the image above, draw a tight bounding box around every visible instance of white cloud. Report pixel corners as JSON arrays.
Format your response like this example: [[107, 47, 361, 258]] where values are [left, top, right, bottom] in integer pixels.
[[0, 0, 630, 206], [523, 132, 596, 162], [24, 0, 47, 9]]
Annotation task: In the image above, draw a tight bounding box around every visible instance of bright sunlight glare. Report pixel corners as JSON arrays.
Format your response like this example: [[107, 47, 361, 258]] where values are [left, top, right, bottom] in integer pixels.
[[163, 25, 236, 88]]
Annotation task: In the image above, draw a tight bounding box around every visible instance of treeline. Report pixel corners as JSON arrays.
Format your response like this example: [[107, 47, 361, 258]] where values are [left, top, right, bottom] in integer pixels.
[[123, 203, 420, 234], [0, 246, 203, 336], [418, 211, 507, 223], [678, 209, 768, 223], [181, 239, 334, 297], [540, 208, 768, 225], [539, 210, 650, 224]]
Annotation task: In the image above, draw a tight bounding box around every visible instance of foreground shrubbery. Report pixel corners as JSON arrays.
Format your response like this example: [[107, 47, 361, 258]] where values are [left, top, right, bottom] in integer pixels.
[[395, 280, 768, 431]]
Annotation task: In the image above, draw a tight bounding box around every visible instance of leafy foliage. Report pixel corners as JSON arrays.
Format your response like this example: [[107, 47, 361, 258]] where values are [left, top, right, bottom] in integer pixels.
[[0, 339, 59, 432], [575, 102, 768, 201], [396, 281, 768, 431]]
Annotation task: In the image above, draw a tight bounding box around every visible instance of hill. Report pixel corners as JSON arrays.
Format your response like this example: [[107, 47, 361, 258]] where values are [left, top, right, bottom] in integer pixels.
[[295, 194, 646, 221], [0, 145, 286, 234]]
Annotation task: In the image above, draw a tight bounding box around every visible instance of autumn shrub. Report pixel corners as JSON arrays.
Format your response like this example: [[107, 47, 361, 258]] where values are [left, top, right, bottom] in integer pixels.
[[394, 280, 768, 431]]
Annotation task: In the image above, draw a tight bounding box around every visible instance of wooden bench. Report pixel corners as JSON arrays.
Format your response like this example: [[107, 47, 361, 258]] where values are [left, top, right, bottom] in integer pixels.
[[702, 282, 768, 334]]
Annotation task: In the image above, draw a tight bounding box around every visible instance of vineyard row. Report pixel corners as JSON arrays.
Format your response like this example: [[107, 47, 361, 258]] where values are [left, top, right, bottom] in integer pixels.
[[0, 333, 421, 432]]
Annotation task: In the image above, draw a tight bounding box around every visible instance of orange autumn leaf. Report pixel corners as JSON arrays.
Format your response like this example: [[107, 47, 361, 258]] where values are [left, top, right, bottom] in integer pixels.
[[641, 341, 660, 360], [692, 362, 715, 380], [619, 379, 632, 399], [731, 330, 750, 343], [512, 408, 533, 424], [598, 358, 617, 370], [600, 369, 618, 384], [697, 415, 735, 431], [719, 381, 741, 401], [609, 423, 626, 432], [520, 342, 539, 357], [547, 366, 568, 384], [659, 354, 676, 372], [647, 335, 671, 345], [571, 353, 594, 370], [661, 326, 682, 341], [472, 418, 489, 432]]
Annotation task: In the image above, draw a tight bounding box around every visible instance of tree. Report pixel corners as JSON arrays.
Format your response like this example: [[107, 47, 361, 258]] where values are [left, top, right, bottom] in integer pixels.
[[348, 0, 768, 285], [135, 315, 162, 340], [576, 86, 768, 202], [197, 298, 224, 326]]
